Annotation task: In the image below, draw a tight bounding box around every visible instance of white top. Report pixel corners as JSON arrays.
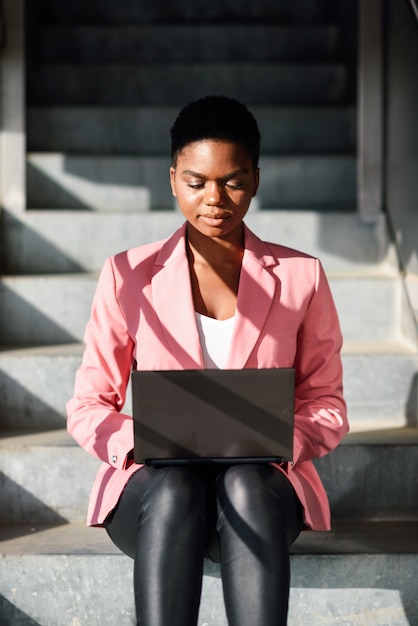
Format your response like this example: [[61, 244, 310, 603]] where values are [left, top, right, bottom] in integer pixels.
[[195, 312, 235, 369]]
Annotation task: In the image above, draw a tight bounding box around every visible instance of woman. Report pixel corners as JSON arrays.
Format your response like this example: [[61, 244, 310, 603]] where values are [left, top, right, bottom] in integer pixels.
[[67, 95, 348, 626]]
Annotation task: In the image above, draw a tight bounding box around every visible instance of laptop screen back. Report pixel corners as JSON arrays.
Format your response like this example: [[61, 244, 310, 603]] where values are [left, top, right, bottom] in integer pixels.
[[132, 368, 295, 465]]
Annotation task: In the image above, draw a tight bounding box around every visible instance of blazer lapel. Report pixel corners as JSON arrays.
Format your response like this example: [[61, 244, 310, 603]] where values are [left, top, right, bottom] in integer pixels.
[[226, 226, 278, 369], [151, 225, 203, 368], [151, 223, 278, 370]]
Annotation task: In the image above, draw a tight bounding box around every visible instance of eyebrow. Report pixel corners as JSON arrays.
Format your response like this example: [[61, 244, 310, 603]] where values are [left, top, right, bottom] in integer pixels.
[[181, 168, 249, 181]]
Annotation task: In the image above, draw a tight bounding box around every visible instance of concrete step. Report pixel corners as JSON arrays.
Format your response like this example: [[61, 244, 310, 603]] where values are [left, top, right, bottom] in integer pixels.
[[0, 522, 417, 625], [1, 210, 397, 275], [1, 425, 418, 523], [36, 24, 341, 63], [406, 273, 418, 324], [0, 275, 96, 345], [0, 344, 416, 431], [43, 0, 334, 24], [0, 430, 100, 524], [0, 270, 412, 345], [26, 154, 356, 210], [27, 63, 350, 106], [27, 106, 356, 155], [342, 350, 417, 431], [315, 434, 418, 520], [0, 345, 83, 430]]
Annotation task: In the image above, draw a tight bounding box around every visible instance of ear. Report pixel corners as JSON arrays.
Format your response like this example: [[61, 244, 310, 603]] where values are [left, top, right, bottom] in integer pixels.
[[252, 167, 260, 197], [169, 167, 177, 197]]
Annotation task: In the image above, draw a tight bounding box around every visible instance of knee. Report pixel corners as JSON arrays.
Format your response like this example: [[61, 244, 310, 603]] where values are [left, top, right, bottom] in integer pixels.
[[144, 466, 205, 516], [216, 465, 303, 547], [217, 464, 273, 510], [216, 464, 296, 517]]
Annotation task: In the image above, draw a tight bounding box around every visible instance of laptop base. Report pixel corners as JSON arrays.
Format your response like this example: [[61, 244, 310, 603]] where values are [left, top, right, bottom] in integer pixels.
[[144, 456, 284, 467]]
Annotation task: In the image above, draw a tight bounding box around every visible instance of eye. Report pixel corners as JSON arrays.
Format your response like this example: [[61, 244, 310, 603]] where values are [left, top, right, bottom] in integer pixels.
[[226, 181, 243, 190], [187, 182, 205, 189]]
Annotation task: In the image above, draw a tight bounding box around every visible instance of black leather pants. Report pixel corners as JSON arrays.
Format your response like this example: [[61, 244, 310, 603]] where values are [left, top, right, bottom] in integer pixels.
[[105, 463, 303, 626]]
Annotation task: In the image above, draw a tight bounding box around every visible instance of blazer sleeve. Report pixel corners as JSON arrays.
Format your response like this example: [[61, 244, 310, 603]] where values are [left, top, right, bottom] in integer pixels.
[[292, 258, 348, 465], [66, 257, 135, 470]]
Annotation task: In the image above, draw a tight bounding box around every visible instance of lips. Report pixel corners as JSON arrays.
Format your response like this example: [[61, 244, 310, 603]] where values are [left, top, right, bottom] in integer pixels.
[[201, 211, 231, 219], [200, 213, 230, 226]]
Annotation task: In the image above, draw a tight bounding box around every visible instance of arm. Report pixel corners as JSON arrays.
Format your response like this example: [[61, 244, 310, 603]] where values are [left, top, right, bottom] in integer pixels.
[[66, 257, 135, 470], [292, 259, 348, 465]]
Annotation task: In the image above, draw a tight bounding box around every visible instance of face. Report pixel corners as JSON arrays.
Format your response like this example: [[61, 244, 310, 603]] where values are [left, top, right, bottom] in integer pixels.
[[170, 140, 259, 243]]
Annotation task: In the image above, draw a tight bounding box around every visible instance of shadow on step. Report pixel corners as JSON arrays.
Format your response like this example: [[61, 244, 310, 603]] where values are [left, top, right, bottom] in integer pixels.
[[313, 430, 418, 521], [0, 285, 80, 345], [0, 598, 41, 626], [291, 520, 418, 554], [27, 160, 92, 210], [0, 211, 85, 274], [0, 472, 68, 530], [0, 369, 72, 430]]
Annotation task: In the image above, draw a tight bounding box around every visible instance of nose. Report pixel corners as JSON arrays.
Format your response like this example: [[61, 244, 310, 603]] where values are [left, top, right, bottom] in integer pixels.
[[204, 182, 224, 206]]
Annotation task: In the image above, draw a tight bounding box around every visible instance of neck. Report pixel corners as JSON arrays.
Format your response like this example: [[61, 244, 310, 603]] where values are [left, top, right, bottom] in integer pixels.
[[185, 223, 245, 265]]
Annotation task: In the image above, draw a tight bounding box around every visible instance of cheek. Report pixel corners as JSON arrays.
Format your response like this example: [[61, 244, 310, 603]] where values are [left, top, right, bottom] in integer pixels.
[[177, 188, 199, 207]]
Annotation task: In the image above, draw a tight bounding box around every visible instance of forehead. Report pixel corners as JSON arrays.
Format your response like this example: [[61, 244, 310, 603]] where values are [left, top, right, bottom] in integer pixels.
[[176, 139, 253, 170]]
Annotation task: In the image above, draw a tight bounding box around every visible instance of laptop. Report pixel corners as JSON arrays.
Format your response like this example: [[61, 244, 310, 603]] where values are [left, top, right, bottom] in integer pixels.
[[131, 368, 295, 465]]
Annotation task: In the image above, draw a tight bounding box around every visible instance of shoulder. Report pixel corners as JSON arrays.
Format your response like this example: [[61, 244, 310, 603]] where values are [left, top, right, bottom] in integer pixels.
[[243, 226, 324, 294], [108, 224, 187, 277], [112, 238, 166, 270], [244, 223, 317, 265], [263, 240, 315, 262]]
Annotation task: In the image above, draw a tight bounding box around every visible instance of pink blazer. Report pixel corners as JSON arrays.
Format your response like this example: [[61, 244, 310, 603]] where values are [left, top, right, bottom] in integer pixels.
[[67, 223, 348, 529]]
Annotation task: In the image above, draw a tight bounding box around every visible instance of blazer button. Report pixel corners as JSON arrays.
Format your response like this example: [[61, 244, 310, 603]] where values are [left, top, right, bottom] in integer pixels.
[[111, 455, 117, 464]]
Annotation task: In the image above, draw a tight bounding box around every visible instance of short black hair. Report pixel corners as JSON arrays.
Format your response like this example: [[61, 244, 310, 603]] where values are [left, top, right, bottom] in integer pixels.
[[170, 95, 261, 170]]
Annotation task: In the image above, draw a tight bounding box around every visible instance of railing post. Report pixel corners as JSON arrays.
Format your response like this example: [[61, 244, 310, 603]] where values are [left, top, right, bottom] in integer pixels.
[[357, 0, 383, 220], [0, 0, 26, 215]]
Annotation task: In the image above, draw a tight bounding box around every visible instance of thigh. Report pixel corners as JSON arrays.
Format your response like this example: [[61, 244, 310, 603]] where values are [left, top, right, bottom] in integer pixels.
[[216, 464, 304, 546], [104, 466, 154, 558], [104, 464, 207, 558]]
